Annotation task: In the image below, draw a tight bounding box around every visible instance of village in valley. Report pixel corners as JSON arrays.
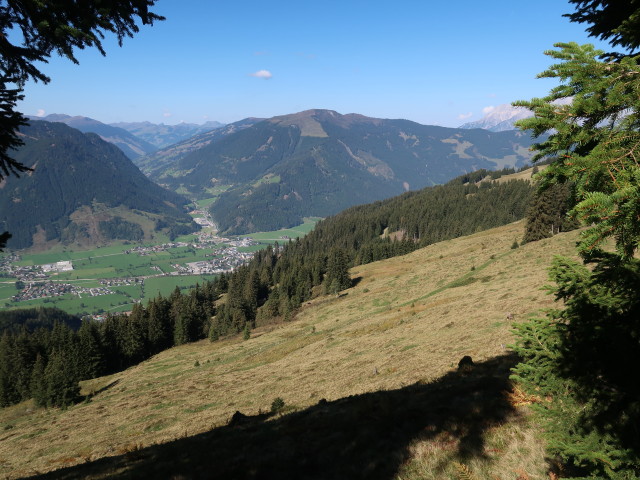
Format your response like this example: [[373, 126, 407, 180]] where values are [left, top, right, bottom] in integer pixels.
[[0, 232, 258, 304], [0, 209, 319, 316]]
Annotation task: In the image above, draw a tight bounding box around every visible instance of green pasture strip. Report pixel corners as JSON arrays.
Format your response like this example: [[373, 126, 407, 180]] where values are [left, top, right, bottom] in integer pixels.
[[175, 233, 200, 242], [15, 245, 129, 266], [195, 197, 217, 208], [203, 185, 231, 196], [5, 291, 136, 315], [120, 266, 156, 278], [144, 275, 218, 298], [0, 283, 19, 303], [240, 217, 321, 242], [113, 284, 143, 297], [151, 260, 177, 273], [59, 267, 116, 278], [297, 217, 322, 233]]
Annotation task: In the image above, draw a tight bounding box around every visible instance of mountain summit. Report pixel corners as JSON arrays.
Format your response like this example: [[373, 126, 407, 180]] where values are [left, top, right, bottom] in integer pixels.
[[459, 104, 533, 132]]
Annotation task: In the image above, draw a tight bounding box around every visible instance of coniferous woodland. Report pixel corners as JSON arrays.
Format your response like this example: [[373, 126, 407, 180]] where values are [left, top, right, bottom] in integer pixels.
[[0, 168, 536, 409], [0, 283, 218, 408]]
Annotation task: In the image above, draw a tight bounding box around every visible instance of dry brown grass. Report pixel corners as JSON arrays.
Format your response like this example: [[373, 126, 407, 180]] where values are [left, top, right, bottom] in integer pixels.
[[0, 221, 580, 478]]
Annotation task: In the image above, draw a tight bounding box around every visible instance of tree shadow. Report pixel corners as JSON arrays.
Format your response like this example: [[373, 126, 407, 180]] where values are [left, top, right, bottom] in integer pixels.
[[29, 354, 519, 480], [86, 379, 120, 398]]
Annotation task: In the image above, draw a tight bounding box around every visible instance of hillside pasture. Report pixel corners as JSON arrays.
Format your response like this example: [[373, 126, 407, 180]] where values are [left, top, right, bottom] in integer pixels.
[[241, 217, 321, 242], [0, 221, 580, 478]]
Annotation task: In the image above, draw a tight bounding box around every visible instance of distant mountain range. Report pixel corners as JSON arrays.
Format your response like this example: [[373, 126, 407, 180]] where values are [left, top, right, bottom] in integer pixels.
[[29, 114, 227, 159], [110, 120, 225, 149], [459, 104, 533, 132], [29, 114, 157, 160], [145, 109, 539, 234], [1, 121, 197, 250]]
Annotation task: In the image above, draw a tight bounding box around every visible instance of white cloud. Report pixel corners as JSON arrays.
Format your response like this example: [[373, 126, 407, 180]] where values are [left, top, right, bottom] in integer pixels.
[[163, 112, 172, 118], [36, 109, 45, 117], [487, 93, 497, 98], [457, 112, 473, 120], [250, 69, 273, 79], [482, 105, 495, 115]]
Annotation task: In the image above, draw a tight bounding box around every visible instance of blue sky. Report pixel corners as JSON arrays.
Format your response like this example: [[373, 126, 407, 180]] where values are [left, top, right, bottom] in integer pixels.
[[18, 0, 609, 127]]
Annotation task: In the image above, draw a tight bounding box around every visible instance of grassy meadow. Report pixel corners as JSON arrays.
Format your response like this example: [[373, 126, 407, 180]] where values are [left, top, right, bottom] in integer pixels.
[[0, 221, 580, 479]]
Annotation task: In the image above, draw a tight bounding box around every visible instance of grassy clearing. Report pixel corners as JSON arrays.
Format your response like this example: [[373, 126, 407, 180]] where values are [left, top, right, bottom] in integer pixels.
[[144, 275, 218, 297], [0, 221, 579, 478], [252, 173, 281, 187], [241, 217, 321, 241]]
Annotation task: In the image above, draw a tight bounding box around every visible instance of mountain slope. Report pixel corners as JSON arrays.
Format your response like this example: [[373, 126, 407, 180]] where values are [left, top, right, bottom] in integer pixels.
[[0, 121, 197, 250], [33, 114, 157, 160], [0, 221, 580, 478], [111, 120, 225, 149], [152, 109, 539, 234], [135, 117, 262, 175]]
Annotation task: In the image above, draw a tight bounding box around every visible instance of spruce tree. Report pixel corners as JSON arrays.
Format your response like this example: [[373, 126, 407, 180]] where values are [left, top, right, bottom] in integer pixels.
[[512, 36, 640, 477], [76, 320, 105, 380], [324, 248, 350, 294], [123, 304, 147, 364], [523, 182, 579, 244], [0, 332, 18, 406], [10, 329, 34, 401], [43, 350, 80, 408], [30, 353, 47, 407], [147, 297, 172, 354]]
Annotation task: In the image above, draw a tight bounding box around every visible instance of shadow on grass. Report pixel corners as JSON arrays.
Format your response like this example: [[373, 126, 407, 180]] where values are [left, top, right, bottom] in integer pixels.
[[29, 354, 519, 480], [86, 379, 120, 398]]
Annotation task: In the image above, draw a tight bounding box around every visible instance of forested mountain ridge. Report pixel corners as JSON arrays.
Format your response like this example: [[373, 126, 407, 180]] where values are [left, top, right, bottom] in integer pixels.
[[136, 117, 262, 176], [150, 109, 539, 234], [0, 121, 198, 250], [32, 114, 157, 160]]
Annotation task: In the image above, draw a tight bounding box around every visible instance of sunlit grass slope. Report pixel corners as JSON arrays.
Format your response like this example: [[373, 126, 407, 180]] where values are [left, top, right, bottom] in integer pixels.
[[0, 221, 580, 479]]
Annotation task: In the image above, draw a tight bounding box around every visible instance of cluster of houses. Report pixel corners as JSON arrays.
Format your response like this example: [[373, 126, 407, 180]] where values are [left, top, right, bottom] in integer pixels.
[[12, 281, 116, 302], [12, 282, 73, 302], [172, 247, 254, 275], [124, 242, 191, 255], [0, 259, 73, 283], [121, 235, 258, 257], [0, 253, 20, 272], [99, 277, 143, 287]]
